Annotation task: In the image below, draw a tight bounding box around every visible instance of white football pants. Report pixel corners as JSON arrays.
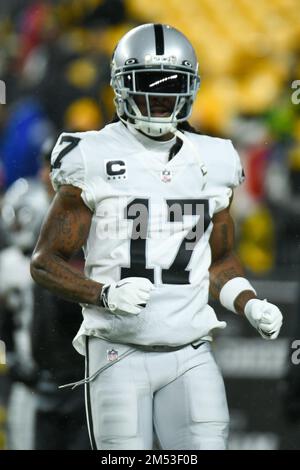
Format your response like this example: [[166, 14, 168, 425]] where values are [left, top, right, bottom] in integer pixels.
[[85, 336, 229, 450]]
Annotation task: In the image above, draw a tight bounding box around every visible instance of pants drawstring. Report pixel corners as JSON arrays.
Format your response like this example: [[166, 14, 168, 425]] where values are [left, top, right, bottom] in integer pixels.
[[58, 349, 136, 390]]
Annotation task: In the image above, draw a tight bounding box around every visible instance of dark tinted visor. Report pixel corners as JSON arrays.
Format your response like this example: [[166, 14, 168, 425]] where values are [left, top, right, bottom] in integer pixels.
[[124, 71, 188, 93]]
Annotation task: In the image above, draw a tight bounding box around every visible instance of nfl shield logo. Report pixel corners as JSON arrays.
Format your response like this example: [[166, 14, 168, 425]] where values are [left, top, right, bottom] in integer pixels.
[[161, 169, 172, 183], [107, 348, 119, 362]]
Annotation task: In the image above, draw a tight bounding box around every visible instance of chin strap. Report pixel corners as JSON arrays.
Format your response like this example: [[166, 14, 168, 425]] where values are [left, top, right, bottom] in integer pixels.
[[120, 113, 176, 138], [174, 129, 207, 190], [137, 121, 176, 138]]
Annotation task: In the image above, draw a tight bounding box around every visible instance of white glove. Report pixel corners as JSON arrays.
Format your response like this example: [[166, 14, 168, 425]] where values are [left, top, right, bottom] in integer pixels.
[[244, 299, 283, 340], [100, 277, 154, 315]]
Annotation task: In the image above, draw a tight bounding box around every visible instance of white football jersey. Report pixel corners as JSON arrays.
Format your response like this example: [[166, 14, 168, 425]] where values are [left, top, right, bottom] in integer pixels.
[[51, 122, 244, 355]]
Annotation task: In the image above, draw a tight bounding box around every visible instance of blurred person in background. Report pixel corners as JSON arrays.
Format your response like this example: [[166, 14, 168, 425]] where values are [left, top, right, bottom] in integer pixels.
[[0, 98, 53, 189], [30, 137, 90, 450], [30, 23, 283, 450], [0, 220, 10, 449], [0, 177, 48, 449]]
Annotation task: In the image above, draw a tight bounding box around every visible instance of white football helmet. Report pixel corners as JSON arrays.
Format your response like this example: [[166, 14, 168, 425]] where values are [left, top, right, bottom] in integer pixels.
[[111, 23, 200, 137]]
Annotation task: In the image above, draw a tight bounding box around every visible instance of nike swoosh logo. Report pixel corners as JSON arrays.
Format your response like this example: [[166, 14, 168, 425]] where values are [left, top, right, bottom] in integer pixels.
[[191, 341, 205, 350], [116, 282, 131, 288]]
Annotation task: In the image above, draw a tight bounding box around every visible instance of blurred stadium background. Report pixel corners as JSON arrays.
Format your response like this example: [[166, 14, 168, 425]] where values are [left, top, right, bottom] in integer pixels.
[[0, 0, 300, 450]]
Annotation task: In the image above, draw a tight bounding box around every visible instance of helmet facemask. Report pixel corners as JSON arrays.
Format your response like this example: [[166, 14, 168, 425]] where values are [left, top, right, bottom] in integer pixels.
[[111, 65, 200, 137]]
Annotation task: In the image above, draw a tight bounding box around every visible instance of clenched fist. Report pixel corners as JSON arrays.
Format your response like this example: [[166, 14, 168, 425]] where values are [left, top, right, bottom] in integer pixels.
[[100, 277, 154, 315], [244, 299, 283, 340]]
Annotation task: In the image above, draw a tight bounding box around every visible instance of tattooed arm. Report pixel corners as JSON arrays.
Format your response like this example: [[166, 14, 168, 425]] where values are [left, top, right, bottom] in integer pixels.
[[30, 185, 102, 305], [209, 200, 256, 315]]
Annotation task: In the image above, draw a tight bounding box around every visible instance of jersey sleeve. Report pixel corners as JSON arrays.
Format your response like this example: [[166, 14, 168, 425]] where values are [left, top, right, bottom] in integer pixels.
[[228, 140, 245, 188], [208, 139, 245, 214], [50, 133, 95, 211]]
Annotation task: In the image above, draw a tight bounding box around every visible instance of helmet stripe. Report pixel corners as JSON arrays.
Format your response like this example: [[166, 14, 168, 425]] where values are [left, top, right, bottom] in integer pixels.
[[154, 24, 164, 55]]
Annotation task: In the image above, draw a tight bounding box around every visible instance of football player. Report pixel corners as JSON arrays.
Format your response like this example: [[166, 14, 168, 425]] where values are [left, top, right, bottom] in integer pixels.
[[31, 24, 283, 450]]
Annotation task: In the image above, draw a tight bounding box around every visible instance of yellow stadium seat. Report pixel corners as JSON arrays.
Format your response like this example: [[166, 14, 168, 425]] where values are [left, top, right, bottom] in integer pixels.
[[123, 0, 299, 126]]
